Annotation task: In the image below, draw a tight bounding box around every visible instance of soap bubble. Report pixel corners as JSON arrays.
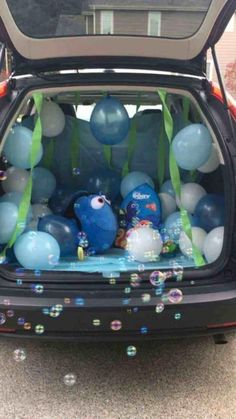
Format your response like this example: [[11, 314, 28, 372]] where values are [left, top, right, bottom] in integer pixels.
[[111, 320, 122, 331], [109, 278, 116, 285], [35, 324, 45, 334], [34, 269, 41, 277], [140, 326, 148, 334], [16, 279, 23, 286], [141, 293, 151, 303], [0, 313, 6, 325], [17, 317, 25, 326], [75, 298, 85, 306], [15, 267, 25, 276], [175, 313, 182, 320], [48, 254, 59, 267], [130, 273, 142, 288], [0, 255, 7, 264], [149, 271, 166, 287], [127, 345, 137, 357], [6, 310, 14, 318], [31, 284, 44, 294], [72, 168, 80, 176], [0, 171, 7, 181], [155, 303, 165, 313], [63, 373, 77, 387], [24, 322, 31, 330], [93, 319, 101, 326], [50, 304, 63, 318], [167, 289, 183, 304], [13, 348, 26, 362], [64, 298, 71, 304]]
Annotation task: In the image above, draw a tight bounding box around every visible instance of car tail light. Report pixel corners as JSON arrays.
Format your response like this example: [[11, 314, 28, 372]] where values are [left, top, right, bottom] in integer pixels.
[[207, 321, 236, 329], [211, 83, 236, 120], [0, 80, 8, 98]]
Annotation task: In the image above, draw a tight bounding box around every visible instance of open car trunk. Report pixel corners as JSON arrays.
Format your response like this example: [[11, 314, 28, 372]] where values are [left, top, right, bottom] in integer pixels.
[[0, 85, 228, 283]]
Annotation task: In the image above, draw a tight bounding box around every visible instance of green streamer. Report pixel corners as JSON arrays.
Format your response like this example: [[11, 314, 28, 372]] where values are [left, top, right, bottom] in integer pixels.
[[71, 92, 80, 174], [103, 145, 112, 168], [157, 119, 166, 188], [1, 92, 44, 257], [157, 89, 205, 267]]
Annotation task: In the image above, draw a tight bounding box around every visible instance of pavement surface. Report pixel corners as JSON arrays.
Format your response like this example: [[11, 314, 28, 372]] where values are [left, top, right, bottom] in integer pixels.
[[0, 334, 235, 419]]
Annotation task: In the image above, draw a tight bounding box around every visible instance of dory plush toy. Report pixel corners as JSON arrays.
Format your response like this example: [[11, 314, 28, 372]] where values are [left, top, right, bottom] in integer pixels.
[[120, 184, 162, 230], [116, 184, 162, 249], [74, 194, 118, 254]]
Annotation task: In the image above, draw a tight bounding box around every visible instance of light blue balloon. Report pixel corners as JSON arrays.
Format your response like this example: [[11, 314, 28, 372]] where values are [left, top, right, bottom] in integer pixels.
[[4, 125, 43, 169], [90, 96, 130, 145], [0, 192, 33, 222], [164, 211, 194, 243], [32, 167, 56, 204], [14, 231, 60, 270], [172, 124, 212, 170], [161, 180, 174, 197], [120, 171, 154, 198], [160, 180, 184, 197], [0, 202, 18, 244]]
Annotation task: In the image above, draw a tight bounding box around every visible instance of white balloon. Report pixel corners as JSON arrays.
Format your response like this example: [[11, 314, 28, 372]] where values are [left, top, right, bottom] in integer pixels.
[[120, 171, 154, 198], [176, 183, 206, 214], [159, 193, 177, 221], [126, 227, 163, 263], [179, 227, 207, 258], [198, 144, 220, 173], [2, 167, 30, 193], [32, 204, 52, 220], [203, 226, 224, 263], [41, 100, 66, 138]]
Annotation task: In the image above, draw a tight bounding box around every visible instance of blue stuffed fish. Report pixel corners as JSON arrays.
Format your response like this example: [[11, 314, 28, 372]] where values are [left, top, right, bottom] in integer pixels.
[[74, 194, 118, 254], [120, 184, 162, 230]]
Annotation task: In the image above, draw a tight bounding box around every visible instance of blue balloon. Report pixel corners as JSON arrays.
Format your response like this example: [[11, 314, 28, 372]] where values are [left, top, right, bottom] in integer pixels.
[[90, 96, 130, 145], [164, 211, 194, 243], [14, 231, 60, 270], [195, 194, 225, 232], [49, 187, 87, 215], [85, 169, 121, 202], [172, 124, 212, 170], [32, 167, 56, 204], [0, 202, 18, 244], [4, 125, 43, 169], [160, 180, 185, 198], [0, 192, 33, 222], [160, 180, 176, 197], [38, 215, 79, 257]]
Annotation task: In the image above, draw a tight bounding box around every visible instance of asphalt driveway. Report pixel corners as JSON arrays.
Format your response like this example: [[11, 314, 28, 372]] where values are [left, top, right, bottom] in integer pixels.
[[0, 334, 235, 419]]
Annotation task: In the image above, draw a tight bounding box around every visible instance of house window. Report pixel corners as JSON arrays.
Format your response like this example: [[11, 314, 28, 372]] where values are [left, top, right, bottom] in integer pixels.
[[148, 12, 161, 37], [225, 15, 235, 32], [101, 11, 114, 34]]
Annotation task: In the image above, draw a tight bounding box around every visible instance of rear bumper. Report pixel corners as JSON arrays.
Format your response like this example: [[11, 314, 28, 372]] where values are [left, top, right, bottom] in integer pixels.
[[0, 285, 236, 341]]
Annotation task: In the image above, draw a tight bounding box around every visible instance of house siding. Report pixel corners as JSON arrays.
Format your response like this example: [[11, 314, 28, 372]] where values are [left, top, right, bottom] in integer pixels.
[[114, 11, 148, 36], [96, 10, 205, 37], [161, 11, 205, 38], [208, 13, 236, 98]]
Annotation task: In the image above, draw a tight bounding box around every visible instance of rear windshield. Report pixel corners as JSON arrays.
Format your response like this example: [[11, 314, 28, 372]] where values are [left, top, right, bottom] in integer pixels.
[[6, 0, 212, 39]]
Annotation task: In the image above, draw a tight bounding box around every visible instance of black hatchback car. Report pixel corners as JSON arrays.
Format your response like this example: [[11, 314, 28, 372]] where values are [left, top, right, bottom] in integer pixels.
[[0, 0, 235, 342]]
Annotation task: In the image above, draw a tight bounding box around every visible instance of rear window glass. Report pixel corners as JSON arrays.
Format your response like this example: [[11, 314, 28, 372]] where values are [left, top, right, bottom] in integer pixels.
[[6, 0, 212, 39]]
